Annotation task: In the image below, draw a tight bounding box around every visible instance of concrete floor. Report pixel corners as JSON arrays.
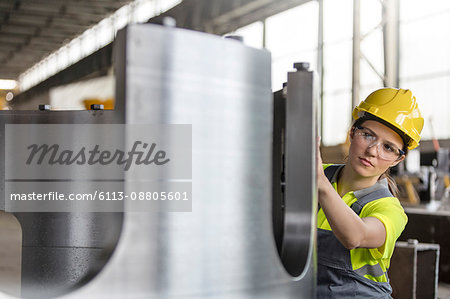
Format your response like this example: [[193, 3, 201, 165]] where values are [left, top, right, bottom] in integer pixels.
[[439, 282, 450, 299]]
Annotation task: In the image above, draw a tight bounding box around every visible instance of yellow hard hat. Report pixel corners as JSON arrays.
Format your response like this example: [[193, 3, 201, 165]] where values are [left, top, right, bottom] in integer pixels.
[[352, 88, 424, 150]]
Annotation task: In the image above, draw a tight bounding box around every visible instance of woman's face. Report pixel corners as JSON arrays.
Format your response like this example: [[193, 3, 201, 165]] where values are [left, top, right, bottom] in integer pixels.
[[348, 120, 405, 178]]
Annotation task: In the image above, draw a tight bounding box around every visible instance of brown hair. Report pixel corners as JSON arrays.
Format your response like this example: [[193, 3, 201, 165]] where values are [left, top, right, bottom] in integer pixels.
[[379, 169, 400, 197]]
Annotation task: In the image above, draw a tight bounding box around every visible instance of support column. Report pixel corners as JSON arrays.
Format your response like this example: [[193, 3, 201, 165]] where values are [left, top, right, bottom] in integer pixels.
[[383, 0, 400, 87], [352, 0, 361, 114]]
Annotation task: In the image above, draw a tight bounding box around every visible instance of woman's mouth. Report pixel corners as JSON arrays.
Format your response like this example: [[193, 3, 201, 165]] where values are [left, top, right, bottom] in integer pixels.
[[359, 157, 373, 167]]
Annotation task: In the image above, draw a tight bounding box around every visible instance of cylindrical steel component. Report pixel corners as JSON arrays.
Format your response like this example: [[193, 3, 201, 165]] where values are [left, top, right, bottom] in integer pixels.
[[62, 24, 316, 298], [0, 111, 124, 298], [0, 24, 316, 299]]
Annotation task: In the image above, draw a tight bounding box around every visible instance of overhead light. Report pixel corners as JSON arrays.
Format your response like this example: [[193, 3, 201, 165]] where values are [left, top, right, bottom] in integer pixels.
[[0, 79, 17, 90]]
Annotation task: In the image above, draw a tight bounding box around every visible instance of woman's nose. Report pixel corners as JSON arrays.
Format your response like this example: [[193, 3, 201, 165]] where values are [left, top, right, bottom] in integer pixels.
[[365, 143, 378, 157]]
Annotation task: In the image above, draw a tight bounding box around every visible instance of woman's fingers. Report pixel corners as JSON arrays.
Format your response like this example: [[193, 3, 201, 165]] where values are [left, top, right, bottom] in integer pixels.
[[316, 136, 323, 164], [316, 136, 327, 191]]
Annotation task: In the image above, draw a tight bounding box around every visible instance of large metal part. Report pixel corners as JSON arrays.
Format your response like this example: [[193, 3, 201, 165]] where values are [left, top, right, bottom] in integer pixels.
[[273, 63, 317, 278], [0, 110, 124, 298], [1, 24, 317, 298], [65, 24, 316, 298]]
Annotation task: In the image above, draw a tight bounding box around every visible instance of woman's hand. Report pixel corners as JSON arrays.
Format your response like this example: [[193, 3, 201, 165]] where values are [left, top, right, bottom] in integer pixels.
[[316, 136, 328, 193]]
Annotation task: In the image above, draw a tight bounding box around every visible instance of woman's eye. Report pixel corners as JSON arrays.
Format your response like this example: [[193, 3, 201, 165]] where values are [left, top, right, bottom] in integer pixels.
[[362, 132, 374, 139], [383, 143, 395, 153]]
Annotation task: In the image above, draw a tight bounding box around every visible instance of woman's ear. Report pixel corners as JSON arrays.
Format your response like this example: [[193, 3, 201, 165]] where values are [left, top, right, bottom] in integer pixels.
[[349, 127, 355, 141]]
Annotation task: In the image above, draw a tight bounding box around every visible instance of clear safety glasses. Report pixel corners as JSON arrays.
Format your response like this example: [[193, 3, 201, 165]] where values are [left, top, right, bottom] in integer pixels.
[[354, 126, 405, 161]]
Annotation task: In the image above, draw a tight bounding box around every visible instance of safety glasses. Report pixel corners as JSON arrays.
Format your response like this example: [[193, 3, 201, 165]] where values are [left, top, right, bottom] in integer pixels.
[[354, 126, 405, 161]]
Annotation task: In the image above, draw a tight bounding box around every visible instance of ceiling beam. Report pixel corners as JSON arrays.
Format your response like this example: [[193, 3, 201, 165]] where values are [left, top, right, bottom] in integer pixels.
[[149, 0, 310, 35], [212, 0, 310, 34]]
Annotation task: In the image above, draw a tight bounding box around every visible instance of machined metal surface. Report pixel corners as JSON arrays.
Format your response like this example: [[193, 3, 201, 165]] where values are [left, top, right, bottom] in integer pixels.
[[59, 24, 316, 298], [0, 23, 317, 299], [272, 64, 317, 280], [279, 65, 317, 277], [0, 110, 124, 298]]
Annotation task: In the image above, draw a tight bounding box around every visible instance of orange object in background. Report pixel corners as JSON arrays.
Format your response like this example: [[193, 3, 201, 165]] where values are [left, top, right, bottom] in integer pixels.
[[83, 98, 114, 110]]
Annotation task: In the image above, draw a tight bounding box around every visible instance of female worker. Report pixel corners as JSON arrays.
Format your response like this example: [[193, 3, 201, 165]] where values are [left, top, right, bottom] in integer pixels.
[[316, 88, 424, 298]]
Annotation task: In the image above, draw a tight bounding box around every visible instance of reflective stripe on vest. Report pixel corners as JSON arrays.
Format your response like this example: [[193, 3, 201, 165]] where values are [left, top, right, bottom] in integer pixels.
[[354, 263, 387, 278]]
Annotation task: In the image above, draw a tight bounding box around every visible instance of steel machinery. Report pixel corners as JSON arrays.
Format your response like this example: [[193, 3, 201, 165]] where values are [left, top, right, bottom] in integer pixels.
[[0, 23, 318, 298]]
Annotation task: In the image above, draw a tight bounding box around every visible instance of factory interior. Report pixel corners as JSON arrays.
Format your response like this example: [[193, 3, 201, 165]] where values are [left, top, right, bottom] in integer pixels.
[[0, 0, 449, 298]]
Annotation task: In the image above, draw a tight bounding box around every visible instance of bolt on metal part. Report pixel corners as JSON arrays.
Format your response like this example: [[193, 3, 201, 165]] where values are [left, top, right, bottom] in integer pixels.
[[293, 62, 310, 71]]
